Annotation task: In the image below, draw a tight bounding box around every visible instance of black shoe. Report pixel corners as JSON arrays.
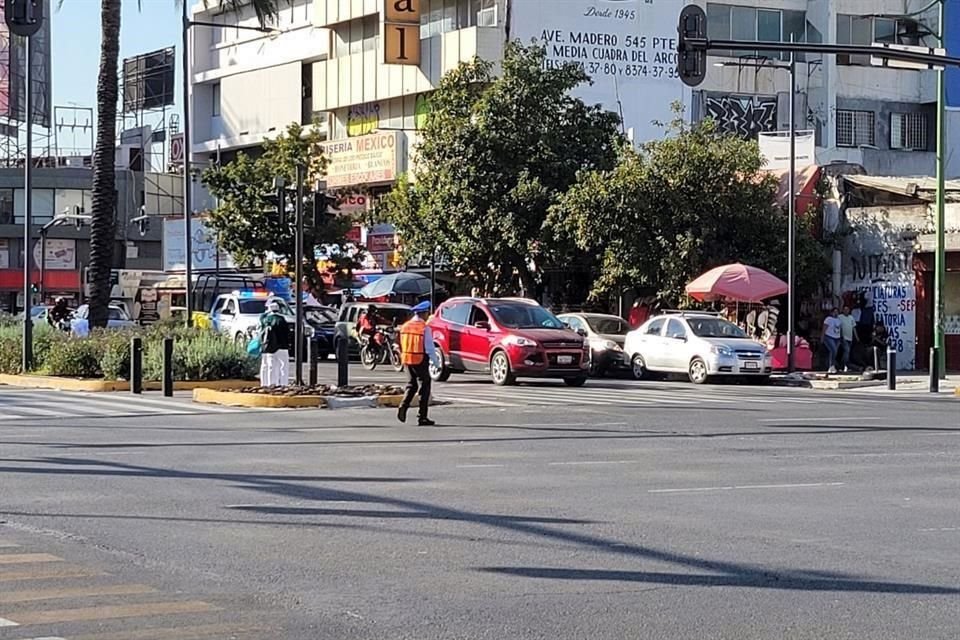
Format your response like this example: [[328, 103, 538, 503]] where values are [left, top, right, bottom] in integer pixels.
[[398, 406, 408, 423], [418, 417, 436, 426]]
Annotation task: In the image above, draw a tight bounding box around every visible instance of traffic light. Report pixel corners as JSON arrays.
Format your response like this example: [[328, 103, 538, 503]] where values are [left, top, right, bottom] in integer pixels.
[[677, 5, 708, 87], [312, 180, 338, 227]]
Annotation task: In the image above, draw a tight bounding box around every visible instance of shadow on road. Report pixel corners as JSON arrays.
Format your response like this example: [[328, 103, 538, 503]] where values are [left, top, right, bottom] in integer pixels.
[[1, 456, 957, 596]]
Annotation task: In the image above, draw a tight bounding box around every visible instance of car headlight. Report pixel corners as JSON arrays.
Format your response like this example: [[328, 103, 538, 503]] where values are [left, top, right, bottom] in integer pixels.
[[710, 345, 734, 357], [594, 339, 622, 352], [505, 335, 538, 347]]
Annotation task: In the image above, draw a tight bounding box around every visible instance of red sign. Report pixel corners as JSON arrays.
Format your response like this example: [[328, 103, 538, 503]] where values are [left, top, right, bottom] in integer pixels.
[[367, 234, 394, 253]]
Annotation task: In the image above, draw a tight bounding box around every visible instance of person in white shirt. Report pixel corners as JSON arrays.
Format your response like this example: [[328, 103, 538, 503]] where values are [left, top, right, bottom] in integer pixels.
[[838, 305, 857, 372], [822, 307, 842, 374]]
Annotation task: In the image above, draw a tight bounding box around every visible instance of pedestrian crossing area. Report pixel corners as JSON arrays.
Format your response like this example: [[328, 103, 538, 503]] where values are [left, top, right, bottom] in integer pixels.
[[0, 535, 271, 639], [431, 380, 889, 409], [0, 389, 252, 422]]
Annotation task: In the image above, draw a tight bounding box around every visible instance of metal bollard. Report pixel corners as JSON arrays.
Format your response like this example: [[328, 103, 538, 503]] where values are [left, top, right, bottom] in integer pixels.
[[873, 346, 880, 372], [886, 348, 896, 391], [130, 337, 142, 395], [336, 328, 349, 388], [162, 337, 174, 397], [929, 347, 939, 393], [308, 338, 318, 387]]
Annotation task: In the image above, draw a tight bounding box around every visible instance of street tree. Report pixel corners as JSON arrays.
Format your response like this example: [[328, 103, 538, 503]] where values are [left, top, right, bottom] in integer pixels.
[[85, 0, 281, 328], [555, 108, 830, 305], [382, 42, 622, 296], [201, 122, 353, 287]]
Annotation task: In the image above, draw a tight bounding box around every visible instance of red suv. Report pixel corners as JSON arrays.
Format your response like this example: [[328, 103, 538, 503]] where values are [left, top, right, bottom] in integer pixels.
[[427, 297, 589, 386]]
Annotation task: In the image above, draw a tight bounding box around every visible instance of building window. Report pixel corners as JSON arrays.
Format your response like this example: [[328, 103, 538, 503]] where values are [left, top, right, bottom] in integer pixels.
[[212, 83, 221, 118], [837, 15, 925, 65], [14, 189, 55, 224], [706, 4, 807, 61], [891, 112, 928, 151], [836, 110, 876, 147], [476, 0, 497, 27], [0, 188, 13, 224], [421, 0, 492, 37]]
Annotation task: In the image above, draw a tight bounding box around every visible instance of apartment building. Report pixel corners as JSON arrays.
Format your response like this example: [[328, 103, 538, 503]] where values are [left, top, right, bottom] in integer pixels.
[[188, 0, 953, 206]]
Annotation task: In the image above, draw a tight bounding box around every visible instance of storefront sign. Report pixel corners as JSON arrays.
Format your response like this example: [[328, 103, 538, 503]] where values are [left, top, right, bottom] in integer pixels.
[[367, 233, 395, 253], [321, 132, 400, 188], [383, 0, 421, 65], [869, 283, 917, 370], [510, 0, 689, 144], [338, 194, 371, 215], [33, 238, 76, 270], [162, 217, 233, 272], [759, 131, 816, 171], [0, 239, 8, 269]]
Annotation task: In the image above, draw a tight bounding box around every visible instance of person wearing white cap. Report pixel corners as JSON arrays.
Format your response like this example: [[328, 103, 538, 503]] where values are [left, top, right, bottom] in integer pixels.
[[259, 299, 291, 386]]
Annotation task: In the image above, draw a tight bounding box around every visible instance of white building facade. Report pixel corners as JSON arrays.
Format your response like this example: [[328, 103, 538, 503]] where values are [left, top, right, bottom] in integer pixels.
[[188, 0, 952, 208]]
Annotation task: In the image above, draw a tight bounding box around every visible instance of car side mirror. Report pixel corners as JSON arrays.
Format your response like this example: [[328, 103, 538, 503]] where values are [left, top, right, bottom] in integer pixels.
[[474, 321, 490, 331], [672, 335, 687, 341]]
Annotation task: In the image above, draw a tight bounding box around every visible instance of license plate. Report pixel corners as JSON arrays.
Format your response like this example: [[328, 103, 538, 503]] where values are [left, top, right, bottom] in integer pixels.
[[557, 355, 573, 365], [743, 361, 759, 370]]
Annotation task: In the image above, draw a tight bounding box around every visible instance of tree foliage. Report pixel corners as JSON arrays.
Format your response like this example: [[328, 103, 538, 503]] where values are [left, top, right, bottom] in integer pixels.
[[554, 109, 830, 305], [201, 122, 353, 284], [382, 41, 622, 296]]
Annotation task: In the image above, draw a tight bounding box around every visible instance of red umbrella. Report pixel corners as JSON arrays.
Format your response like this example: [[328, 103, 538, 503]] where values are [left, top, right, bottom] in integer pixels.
[[685, 263, 788, 303]]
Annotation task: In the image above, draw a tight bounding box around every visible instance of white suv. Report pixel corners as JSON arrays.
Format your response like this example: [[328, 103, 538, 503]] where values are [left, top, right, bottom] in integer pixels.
[[624, 312, 773, 384]]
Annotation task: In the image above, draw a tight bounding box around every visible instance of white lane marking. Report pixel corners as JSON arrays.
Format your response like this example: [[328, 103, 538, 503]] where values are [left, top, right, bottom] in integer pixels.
[[918, 527, 960, 532], [648, 482, 845, 494], [759, 416, 886, 423], [456, 464, 506, 468], [0, 617, 19, 627], [549, 460, 638, 466], [0, 541, 19, 548], [40, 451, 146, 457]]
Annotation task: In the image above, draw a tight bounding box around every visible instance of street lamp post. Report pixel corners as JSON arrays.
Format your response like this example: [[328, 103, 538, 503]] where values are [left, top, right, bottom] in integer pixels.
[[933, 0, 947, 381], [715, 58, 797, 371]]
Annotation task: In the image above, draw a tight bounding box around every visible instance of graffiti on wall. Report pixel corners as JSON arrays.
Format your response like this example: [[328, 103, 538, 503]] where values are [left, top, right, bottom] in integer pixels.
[[705, 94, 777, 139], [849, 252, 912, 284], [347, 103, 380, 137]]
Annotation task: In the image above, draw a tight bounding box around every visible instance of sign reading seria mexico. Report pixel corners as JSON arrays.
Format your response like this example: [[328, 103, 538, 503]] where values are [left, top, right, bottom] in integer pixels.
[[321, 131, 401, 188]]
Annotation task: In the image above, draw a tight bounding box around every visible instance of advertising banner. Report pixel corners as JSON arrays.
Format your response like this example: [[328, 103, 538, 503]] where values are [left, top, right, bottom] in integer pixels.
[[510, 0, 690, 144], [321, 131, 401, 188], [162, 217, 234, 272], [33, 238, 76, 270], [758, 131, 816, 171]]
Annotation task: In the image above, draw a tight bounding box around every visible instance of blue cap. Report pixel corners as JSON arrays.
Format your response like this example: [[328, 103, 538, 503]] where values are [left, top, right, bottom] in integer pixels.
[[411, 301, 431, 314]]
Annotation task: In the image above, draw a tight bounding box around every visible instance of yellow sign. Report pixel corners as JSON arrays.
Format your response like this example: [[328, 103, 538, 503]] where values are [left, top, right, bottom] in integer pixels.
[[321, 131, 400, 188], [383, 0, 421, 66]]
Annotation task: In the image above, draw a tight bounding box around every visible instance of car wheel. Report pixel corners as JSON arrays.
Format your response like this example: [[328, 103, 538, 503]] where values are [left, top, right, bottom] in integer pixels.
[[360, 344, 378, 370], [234, 332, 246, 346], [563, 376, 587, 387], [490, 351, 515, 386], [631, 354, 648, 380], [688, 357, 710, 385], [429, 346, 452, 382]]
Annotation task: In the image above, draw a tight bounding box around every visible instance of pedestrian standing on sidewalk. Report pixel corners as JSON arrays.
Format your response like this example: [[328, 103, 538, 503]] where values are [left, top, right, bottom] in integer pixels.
[[822, 307, 842, 374], [259, 300, 291, 387], [397, 301, 436, 426], [838, 305, 857, 372]]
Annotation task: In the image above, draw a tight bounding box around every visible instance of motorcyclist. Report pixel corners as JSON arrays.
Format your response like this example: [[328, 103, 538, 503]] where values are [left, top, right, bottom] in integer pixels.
[[357, 305, 383, 341], [48, 297, 72, 330]]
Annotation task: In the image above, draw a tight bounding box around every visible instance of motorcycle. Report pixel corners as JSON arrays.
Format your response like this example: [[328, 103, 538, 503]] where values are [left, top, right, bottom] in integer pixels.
[[359, 328, 403, 372]]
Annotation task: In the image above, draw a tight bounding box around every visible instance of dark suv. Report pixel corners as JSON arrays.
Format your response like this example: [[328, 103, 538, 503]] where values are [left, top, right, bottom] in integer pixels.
[[427, 297, 589, 386]]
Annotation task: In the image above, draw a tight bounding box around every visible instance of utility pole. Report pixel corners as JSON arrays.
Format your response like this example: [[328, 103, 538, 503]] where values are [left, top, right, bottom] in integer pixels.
[[294, 164, 305, 386], [787, 43, 797, 374], [181, 0, 194, 327], [933, 0, 947, 380]]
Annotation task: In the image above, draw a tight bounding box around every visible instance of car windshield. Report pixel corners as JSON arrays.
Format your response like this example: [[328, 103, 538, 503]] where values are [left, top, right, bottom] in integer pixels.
[[586, 317, 629, 335], [489, 303, 565, 329], [31, 306, 47, 317], [108, 308, 129, 321], [686, 317, 747, 338], [238, 299, 292, 315]]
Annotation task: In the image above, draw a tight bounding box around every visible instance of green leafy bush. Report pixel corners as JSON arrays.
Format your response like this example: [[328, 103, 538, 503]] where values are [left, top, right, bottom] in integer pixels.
[[0, 323, 57, 374], [41, 337, 104, 378]]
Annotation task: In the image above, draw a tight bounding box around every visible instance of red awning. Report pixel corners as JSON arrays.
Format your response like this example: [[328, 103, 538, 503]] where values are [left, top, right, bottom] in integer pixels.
[[0, 269, 82, 291]]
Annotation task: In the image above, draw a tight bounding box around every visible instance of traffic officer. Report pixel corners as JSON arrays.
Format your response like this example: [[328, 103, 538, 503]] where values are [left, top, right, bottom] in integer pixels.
[[397, 301, 436, 426]]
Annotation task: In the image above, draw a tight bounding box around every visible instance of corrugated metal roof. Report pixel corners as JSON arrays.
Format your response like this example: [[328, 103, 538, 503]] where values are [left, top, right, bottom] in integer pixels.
[[842, 175, 960, 202]]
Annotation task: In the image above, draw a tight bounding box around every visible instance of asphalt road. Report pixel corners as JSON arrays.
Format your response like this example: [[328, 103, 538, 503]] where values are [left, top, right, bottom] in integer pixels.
[[0, 376, 957, 639]]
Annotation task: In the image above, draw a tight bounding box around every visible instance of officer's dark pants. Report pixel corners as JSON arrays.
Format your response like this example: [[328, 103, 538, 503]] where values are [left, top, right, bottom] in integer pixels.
[[401, 360, 431, 420]]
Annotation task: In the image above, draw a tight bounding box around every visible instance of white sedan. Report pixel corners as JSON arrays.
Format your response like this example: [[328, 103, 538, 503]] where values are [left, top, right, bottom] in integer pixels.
[[71, 304, 136, 336], [624, 312, 773, 384]]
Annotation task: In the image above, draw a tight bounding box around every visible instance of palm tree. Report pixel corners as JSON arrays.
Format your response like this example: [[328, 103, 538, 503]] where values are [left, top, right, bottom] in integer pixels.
[[86, 0, 281, 328]]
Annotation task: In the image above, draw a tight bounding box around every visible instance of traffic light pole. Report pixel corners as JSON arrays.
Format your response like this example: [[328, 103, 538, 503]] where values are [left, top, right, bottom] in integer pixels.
[[933, 0, 946, 380], [22, 34, 33, 371], [787, 50, 796, 374], [294, 164, 305, 386]]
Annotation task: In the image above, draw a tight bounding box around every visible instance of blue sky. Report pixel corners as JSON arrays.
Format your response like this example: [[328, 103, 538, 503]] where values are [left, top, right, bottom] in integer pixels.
[[51, 0, 183, 136]]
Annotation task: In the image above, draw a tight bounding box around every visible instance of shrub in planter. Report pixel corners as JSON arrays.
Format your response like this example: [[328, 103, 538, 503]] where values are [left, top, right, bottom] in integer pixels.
[[142, 330, 257, 382], [41, 337, 104, 378], [0, 323, 58, 374], [97, 330, 137, 380]]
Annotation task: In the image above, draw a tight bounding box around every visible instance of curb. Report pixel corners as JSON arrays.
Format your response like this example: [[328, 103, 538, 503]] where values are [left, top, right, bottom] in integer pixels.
[[0, 374, 254, 393], [192, 388, 328, 409], [807, 380, 886, 391]]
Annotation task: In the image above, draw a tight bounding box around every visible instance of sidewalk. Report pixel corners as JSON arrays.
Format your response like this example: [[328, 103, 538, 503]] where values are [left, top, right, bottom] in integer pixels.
[[772, 371, 959, 393]]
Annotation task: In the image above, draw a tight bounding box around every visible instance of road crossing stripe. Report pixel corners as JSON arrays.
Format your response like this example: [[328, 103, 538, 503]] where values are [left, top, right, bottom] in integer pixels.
[[0, 616, 18, 627], [0, 565, 103, 582], [0, 541, 19, 548], [7, 600, 217, 625], [0, 583, 156, 605], [0, 554, 61, 565], [71, 623, 267, 640]]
